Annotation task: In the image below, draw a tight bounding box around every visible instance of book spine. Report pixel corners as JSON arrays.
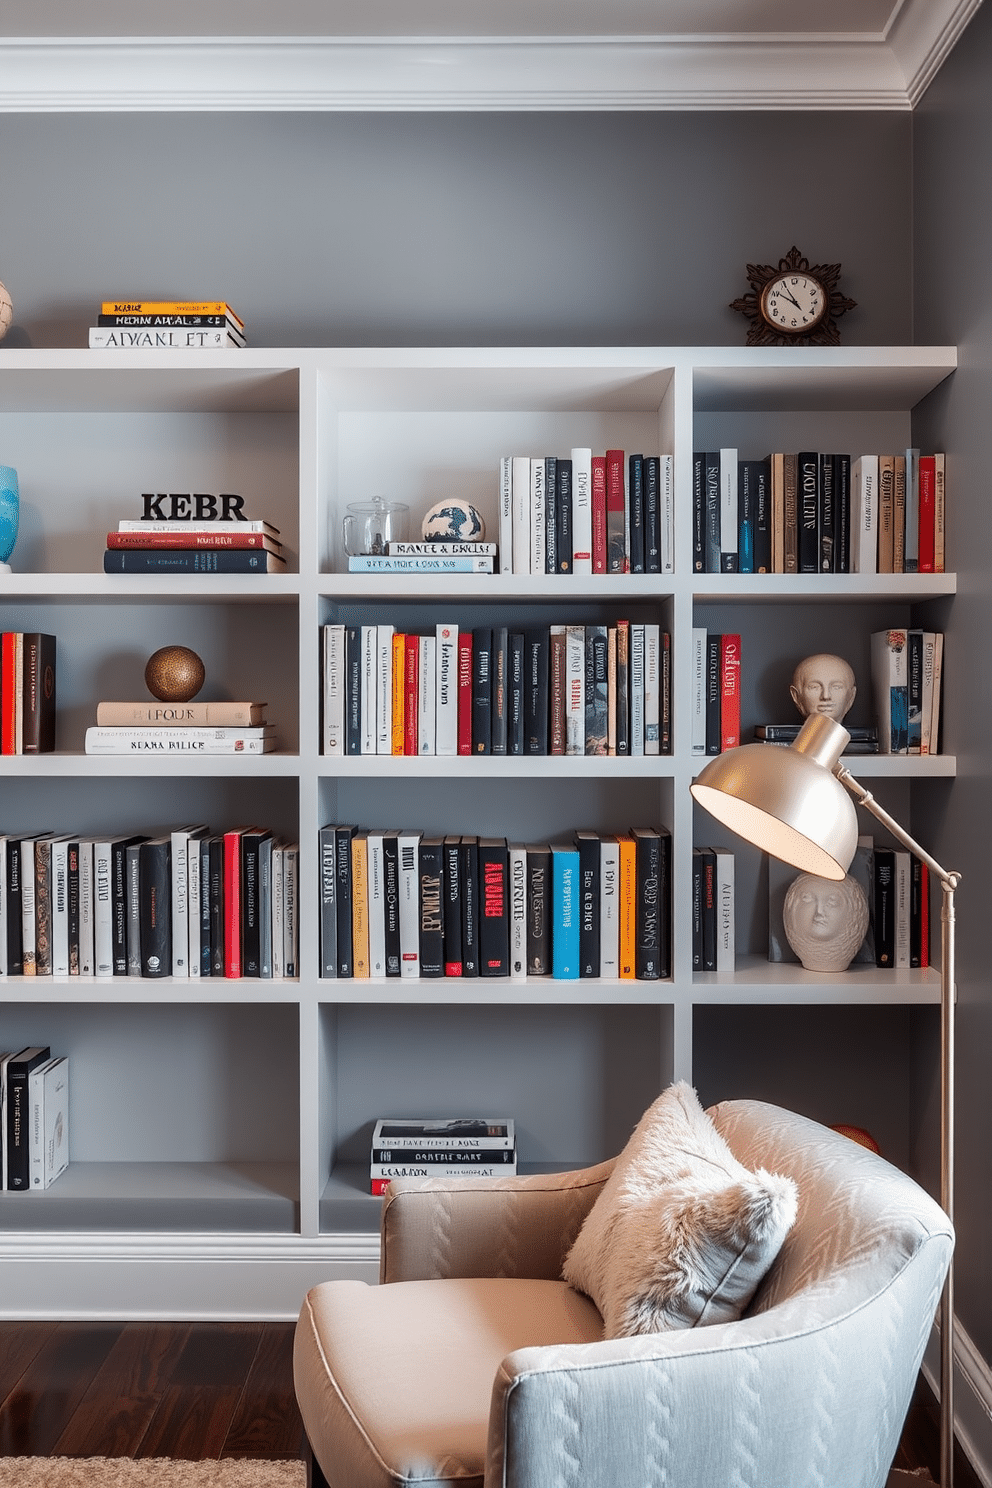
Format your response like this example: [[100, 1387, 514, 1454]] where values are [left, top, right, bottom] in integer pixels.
[[417, 634, 436, 755], [376, 625, 394, 755], [644, 624, 660, 757], [606, 449, 626, 573], [632, 828, 663, 980], [614, 620, 629, 757], [526, 844, 551, 976], [511, 455, 530, 576], [618, 835, 637, 980], [319, 826, 337, 977], [551, 844, 580, 979], [584, 625, 609, 757], [571, 447, 592, 574], [457, 632, 474, 756], [21, 634, 56, 754], [6, 1048, 51, 1191], [524, 630, 548, 754], [508, 843, 527, 981], [564, 625, 585, 756], [478, 838, 509, 977], [834, 453, 851, 574], [397, 831, 421, 979], [139, 838, 172, 978], [529, 457, 546, 577], [705, 632, 722, 756], [556, 457, 573, 574], [471, 628, 492, 755], [345, 627, 362, 756], [549, 626, 567, 755], [629, 623, 644, 758], [366, 832, 386, 978], [719, 447, 738, 572], [643, 454, 661, 574], [852, 455, 879, 574], [323, 623, 345, 755], [591, 455, 607, 574], [918, 455, 937, 572], [34, 839, 54, 977], [350, 832, 370, 978], [714, 847, 735, 973], [460, 836, 479, 978], [403, 634, 419, 756], [208, 837, 225, 977], [103, 549, 281, 573], [490, 628, 508, 756], [704, 453, 721, 573], [498, 455, 514, 574], [383, 833, 401, 977], [575, 832, 600, 978], [223, 831, 244, 977], [282, 845, 299, 978], [106, 531, 274, 550], [435, 623, 459, 756], [418, 837, 445, 979], [797, 451, 819, 574], [508, 631, 525, 757], [599, 836, 620, 979], [737, 456, 755, 575], [720, 633, 742, 752], [873, 846, 896, 968], [443, 836, 463, 977]]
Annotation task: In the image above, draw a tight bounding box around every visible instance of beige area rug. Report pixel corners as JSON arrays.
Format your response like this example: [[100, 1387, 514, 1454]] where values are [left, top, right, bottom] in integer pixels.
[[0, 1463, 305, 1488]]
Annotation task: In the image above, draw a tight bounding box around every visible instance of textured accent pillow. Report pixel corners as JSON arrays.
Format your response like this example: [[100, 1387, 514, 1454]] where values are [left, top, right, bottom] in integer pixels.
[[562, 1082, 798, 1337]]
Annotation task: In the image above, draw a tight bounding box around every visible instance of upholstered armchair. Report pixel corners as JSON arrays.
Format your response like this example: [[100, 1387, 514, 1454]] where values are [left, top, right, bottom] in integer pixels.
[[294, 1097, 953, 1488]]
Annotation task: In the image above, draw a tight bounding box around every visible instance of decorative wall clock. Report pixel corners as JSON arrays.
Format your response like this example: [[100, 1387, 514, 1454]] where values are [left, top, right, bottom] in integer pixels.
[[730, 247, 856, 347]]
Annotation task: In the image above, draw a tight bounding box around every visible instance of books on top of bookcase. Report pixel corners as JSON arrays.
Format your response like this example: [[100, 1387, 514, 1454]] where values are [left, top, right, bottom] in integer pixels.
[[103, 511, 285, 575], [90, 301, 246, 350]]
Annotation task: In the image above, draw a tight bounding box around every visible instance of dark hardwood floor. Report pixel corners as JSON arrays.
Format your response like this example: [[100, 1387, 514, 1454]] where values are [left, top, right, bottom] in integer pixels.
[[0, 1320, 981, 1484]]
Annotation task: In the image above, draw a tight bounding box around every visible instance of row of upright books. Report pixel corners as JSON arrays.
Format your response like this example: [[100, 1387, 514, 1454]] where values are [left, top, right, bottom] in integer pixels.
[[369, 1117, 516, 1195], [319, 825, 672, 981], [690, 631, 741, 756], [692, 449, 946, 576], [1, 1046, 69, 1192], [89, 300, 246, 351], [1, 633, 56, 754], [103, 516, 285, 575], [0, 828, 299, 980], [871, 629, 944, 756], [322, 621, 672, 759], [498, 450, 674, 576]]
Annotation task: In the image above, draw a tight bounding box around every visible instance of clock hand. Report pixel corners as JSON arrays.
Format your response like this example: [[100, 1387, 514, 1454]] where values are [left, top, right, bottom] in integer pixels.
[[777, 285, 803, 310]]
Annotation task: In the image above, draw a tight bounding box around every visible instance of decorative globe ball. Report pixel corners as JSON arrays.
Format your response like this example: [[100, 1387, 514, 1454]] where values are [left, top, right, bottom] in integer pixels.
[[421, 499, 486, 543], [144, 645, 206, 702], [0, 282, 12, 343], [0, 466, 19, 565]]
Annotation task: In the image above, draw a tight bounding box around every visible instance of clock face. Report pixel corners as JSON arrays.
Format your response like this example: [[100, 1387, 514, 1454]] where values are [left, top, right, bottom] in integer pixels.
[[760, 273, 827, 334]]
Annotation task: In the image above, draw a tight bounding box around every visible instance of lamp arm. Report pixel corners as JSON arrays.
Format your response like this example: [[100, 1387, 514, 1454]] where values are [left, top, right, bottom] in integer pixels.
[[834, 766, 960, 892]]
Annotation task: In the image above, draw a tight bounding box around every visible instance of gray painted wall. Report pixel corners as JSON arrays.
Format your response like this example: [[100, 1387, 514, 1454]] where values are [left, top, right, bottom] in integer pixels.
[[914, 0, 992, 1368], [0, 111, 910, 348]]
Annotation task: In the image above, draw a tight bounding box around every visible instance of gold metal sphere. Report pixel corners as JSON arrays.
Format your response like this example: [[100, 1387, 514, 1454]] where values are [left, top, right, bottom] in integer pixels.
[[144, 645, 206, 702]]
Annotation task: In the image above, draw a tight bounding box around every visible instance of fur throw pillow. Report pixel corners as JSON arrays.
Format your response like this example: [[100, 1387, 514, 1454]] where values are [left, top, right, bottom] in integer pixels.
[[562, 1082, 798, 1337]]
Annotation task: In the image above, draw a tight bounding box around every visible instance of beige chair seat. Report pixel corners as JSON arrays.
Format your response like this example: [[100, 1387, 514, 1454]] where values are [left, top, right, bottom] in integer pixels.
[[294, 1275, 603, 1488]]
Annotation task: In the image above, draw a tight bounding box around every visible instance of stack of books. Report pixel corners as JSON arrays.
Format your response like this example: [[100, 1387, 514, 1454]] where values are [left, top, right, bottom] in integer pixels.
[[369, 1117, 516, 1195], [104, 517, 285, 576], [0, 632, 56, 754], [85, 699, 274, 757], [349, 541, 496, 575], [1, 1046, 70, 1192], [89, 300, 246, 350]]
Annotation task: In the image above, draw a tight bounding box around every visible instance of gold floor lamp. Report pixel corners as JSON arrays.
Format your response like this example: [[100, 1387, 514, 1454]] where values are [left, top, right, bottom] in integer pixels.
[[690, 711, 958, 1488]]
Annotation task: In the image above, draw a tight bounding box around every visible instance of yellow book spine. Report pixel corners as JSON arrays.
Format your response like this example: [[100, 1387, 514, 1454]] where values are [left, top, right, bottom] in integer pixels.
[[351, 834, 370, 978], [618, 833, 636, 979], [101, 301, 244, 327], [391, 633, 406, 755]]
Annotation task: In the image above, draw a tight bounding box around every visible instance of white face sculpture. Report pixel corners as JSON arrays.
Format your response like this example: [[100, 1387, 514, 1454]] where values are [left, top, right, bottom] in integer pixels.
[[790, 653, 857, 722], [782, 872, 869, 972]]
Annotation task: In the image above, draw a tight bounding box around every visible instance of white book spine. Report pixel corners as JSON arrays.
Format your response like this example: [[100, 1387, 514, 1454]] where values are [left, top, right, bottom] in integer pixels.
[[599, 836, 620, 978], [564, 625, 585, 756], [398, 831, 422, 978], [93, 840, 114, 978], [44, 1057, 69, 1186], [571, 446, 593, 574], [271, 845, 285, 979], [435, 624, 459, 756], [659, 454, 675, 574], [282, 845, 299, 978], [930, 633, 944, 754], [895, 849, 912, 968], [629, 623, 645, 757], [720, 448, 738, 569], [643, 624, 660, 756], [30, 1057, 58, 1190], [529, 458, 546, 576], [77, 841, 94, 976], [509, 844, 527, 980], [418, 635, 436, 754], [376, 624, 394, 755], [20, 845, 36, 974], [171, 829, 190, 976], [511, 455, 530, 576], [691, 627, 707, 756], [323, 623, 346, 756], [852, 454, 879, 574], [361, 625, 377, 755], [366, 832, 387, 977], [920, 631, 936, 755], [715, 849, 735, 971], [498, 456, 514, 575], [52, 840, 70, 977]]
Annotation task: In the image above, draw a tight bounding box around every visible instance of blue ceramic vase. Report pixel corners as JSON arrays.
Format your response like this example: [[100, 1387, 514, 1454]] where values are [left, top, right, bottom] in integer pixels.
[[0, 466, 19, 569]]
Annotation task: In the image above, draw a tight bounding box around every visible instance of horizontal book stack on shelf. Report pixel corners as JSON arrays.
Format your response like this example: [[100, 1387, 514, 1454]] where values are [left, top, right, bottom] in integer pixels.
[[690, 630, 741, 757], [348, 542, 497, 575], [1, 632, 57, 755], [871, 628, 944, 755], [691, 846, 735, 973], [323, 620, 671, 759], [498, 449, 674, 577], [86, 699, 274, 757], [319, 823, 671, 982], [769, 835, 931, 971], [369, 1117, 517, 1196], [104, 513, 285, 576], [0, 826, 299, 981], [693, 447, 946, 576], [89, 300, 246, 351], [1, 1045, 70, 1193]]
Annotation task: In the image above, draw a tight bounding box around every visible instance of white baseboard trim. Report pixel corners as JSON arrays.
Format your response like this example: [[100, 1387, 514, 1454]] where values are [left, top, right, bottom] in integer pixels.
[[922, 1315, 992, 1488]]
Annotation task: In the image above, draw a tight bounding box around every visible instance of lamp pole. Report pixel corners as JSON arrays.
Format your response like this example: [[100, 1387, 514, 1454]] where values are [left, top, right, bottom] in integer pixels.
[[835, 767, 958, 1488]]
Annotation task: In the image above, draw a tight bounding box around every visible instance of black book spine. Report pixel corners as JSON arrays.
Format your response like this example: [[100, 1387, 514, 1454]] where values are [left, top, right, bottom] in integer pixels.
[[443, 835, 463, 976], [383, 832, 401, 977], [478, 837, 509, 976], [574, 831, 601, 978], [705, 632, 722, 757], [752, 458, 772, 574], [319, 824, 337, 977], [460, 836, 479, 978], [691, 847, 704, 971], [6, 1046, 51, 1190], [544, 456, 558, 575], [208, 836, 225, 977], [701, 847, 717, 971], [21, 633, 57, 754], [819, 452, 835, 573], [643, 455, 661, 574], [418, 836, 445, 978], [524, 628, 549, 754], [240, 829, 269, 977], [797, 450, 820, 574], [874, 847, 896, 968], [628, 453, 645, 573], [111, 836, 139, 975], [526, 844, 551, 976], [692, 451, 706, 573], [67, 841, 80, 975], [139, 837, 171, 978], [491, 626, 509, 755], [335, 825, 357, 977], [5, 840, 23, 975], [704, 452, 721, 573], [615, 621, 630, 757], [556, 458, 573, 574], [632, 828, 662, 980], [199, 837, 212, 976], [345, 626, 362, 756], [834, 454, 851, 573], [471, 628, 492, 755], [508, 632, 525, 756]]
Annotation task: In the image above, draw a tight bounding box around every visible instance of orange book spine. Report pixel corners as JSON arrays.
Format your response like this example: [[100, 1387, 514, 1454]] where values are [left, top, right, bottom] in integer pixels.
[[618, 833, 636, 979], [403, 636, 419, 756], [391, 633, 406, 755], [351, 832, 370, 977]]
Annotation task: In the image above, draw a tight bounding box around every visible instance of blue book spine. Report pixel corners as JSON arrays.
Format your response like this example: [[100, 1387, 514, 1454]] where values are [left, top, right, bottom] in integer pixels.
[[551, 844, 580, 980]]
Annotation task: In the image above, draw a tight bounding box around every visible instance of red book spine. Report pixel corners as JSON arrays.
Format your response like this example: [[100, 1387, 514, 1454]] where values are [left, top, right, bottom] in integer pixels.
[[457, 633, 474, 756], [223, 829, 244, 976], [720, 633, 741, 752], [591, 455, 607, 573], [106, 530, 273, 550], [605, 448, 627, 573], [918, 456, 936, 573], [403, 635, 419, 756], [0, 632, 16, 755]]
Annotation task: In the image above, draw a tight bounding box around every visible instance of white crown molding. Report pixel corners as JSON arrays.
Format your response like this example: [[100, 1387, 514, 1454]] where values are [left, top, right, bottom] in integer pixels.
[[0, 4, 977, 113]]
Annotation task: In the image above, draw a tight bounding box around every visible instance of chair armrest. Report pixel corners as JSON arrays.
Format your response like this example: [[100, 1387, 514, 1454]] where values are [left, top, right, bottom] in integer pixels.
[[379, 1161, 615, 1284]]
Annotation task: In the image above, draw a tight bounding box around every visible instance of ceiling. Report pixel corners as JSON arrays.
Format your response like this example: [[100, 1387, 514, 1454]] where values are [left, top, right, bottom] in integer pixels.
[[0, 0, 983, 111]]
